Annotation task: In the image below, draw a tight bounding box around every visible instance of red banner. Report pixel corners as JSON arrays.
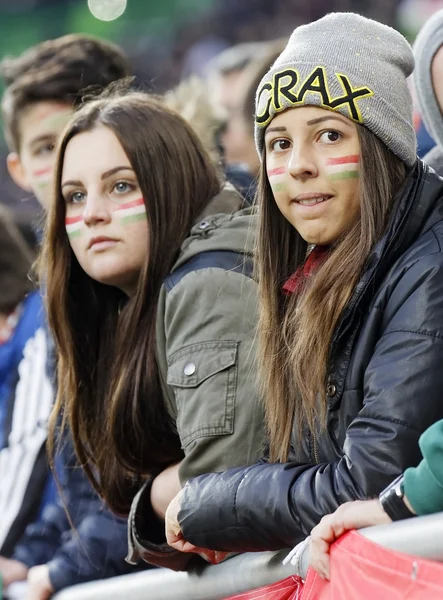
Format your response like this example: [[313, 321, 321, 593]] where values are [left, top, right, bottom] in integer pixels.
[[225, 529, 443, 599]]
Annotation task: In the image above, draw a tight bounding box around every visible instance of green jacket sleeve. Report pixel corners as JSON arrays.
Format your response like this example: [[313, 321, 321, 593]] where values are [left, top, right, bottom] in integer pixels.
[[127, 266, 265, 570], [403, 419, 443, 515]]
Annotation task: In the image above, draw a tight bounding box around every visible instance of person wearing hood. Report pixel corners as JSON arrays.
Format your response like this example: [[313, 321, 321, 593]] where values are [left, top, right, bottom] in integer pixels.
[[414, 8, 443, 175]]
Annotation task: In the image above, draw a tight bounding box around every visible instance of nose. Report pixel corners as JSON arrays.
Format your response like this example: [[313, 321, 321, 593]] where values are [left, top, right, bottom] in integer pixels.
[[287, 144, 318, 180], [82, 189, 112, 226]]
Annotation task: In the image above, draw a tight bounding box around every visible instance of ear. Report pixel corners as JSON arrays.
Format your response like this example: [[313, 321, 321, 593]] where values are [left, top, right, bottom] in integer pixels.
[[7, 152, 32, 192]]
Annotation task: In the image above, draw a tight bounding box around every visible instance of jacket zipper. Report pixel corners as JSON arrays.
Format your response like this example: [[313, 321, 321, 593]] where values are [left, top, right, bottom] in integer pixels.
[[312, 427, 320, 464]]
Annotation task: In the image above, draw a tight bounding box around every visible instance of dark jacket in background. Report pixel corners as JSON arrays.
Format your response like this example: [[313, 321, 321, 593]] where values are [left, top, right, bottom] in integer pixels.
[[12, 438, 148, 592], [0, 291, 54, 557], [5, 291, 147, 591], [178, 161, 443, 552]]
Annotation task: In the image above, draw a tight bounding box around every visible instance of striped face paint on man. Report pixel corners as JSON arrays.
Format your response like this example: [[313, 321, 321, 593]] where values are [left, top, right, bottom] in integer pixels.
[[62, 125, 149, 296], [265, 106, 361, 246], [14, 101, 73, 209]]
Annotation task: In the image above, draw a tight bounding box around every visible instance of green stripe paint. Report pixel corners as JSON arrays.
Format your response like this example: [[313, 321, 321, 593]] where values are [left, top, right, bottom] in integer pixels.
[[272, 182, 287, 192], [120, 212, 147, 224], [328, 171, 359, 181], [67, 229, 82, 239]]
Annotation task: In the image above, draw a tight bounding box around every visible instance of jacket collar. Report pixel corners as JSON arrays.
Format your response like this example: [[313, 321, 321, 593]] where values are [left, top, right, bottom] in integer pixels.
[[194, 182, 243, 226]]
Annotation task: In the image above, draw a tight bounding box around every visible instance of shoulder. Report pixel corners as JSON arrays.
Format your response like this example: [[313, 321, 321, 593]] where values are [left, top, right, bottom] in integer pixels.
[[164, 250, 254, 293], [423, 146, 443, 177], [378, 228, 443, 333]]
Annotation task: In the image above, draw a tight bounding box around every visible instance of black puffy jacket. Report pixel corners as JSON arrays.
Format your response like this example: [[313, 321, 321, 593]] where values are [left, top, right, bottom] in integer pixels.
[[178, 161, 443, 553]]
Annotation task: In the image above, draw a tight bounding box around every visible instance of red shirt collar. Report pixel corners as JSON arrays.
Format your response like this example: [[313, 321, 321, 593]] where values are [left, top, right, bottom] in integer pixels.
[[282, 246, 330, 295]]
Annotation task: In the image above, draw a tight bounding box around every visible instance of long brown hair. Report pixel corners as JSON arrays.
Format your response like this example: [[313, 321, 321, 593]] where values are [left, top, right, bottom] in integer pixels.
[[257, 124, 408, 462], [42, 91, 221, 514]]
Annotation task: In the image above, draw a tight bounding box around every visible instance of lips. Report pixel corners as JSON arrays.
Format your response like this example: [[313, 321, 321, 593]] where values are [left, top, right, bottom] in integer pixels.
[[292, 193, 333, 206], [88, 236, 118, 249]]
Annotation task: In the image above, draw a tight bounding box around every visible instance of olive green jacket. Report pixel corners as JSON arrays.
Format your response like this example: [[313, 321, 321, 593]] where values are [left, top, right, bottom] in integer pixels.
[[127, 185, 264, 569]]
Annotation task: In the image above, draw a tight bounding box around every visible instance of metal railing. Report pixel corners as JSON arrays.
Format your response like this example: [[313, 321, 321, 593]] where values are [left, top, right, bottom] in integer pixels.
[[52, 512, 443, 600]]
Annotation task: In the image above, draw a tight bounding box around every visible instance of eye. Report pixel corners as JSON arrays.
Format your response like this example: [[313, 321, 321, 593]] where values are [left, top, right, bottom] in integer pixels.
[[34, 142, 55, 157], [67, 190, 85, 204], [270, 139, 291, 153], [113, 181, 134, 194], [318, 130, 342, 144]]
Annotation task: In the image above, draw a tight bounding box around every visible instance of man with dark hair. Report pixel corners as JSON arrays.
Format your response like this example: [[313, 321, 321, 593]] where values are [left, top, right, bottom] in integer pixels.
[[3, 33, 131, 208], [0, 34, 145, 600]]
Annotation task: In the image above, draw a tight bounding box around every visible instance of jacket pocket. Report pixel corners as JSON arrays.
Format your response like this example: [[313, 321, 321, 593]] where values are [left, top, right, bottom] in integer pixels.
[[167, 340, 238, 448]]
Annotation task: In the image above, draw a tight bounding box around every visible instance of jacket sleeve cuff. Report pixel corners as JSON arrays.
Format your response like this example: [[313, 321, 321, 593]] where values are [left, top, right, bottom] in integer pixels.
[[404, 461, 443, 515], [127, 478, 198, 571], [10, 548, 36, 570], [47, 558, 78, 592]]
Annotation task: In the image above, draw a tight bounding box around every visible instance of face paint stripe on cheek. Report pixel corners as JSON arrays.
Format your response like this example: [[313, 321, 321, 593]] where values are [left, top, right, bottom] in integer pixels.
[[32, 167, 52, 177], [325, 154, 360, 181], [267, 166, 287, 192], [267, 166, 286, 177], [114, 197, 147, 224], [65, 214, 83, 238]]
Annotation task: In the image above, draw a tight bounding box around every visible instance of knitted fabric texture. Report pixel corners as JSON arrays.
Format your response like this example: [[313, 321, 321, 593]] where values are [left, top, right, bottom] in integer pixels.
[[255, 12, 416, 166], [413, 9, 443, 149]]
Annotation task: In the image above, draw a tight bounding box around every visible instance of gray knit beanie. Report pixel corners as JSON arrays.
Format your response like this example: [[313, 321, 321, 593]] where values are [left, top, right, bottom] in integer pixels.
[[413, 9, 443, 149], [255, 12, 416, 166]]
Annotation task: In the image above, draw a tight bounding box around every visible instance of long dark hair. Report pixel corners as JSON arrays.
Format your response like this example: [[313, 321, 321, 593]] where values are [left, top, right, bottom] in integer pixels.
[[257, 124, 409, 462], [42, 91, 221, 514]]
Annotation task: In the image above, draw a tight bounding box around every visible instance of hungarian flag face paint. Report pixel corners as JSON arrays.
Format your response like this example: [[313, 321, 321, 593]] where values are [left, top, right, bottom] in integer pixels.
[[65, 197, 147, 239], [325, 155, 359, 181], [114, 197, 146, 224], [65, 215, 83, 238], [267, 166, 287, 192]]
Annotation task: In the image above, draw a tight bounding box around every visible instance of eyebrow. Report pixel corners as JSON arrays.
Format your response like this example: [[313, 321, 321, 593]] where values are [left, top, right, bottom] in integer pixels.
[[29, 134, 55, 147], [265, 126, 287, 136], [306, 115, 351, 127], [61, 166, 134, 189]]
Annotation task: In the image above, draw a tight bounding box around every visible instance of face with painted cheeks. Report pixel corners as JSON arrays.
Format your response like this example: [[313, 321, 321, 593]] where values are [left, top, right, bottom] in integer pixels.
[[7, 100, 73, 209], [62, 125, 148, 296], [265, 105, 361, 246]]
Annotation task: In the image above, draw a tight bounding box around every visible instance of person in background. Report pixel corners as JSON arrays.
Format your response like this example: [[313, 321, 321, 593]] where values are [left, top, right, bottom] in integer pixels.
[[218, 39, 287, 181], [0, 204, 53, 567], [207, 40, 285, 204], [414, 8, 443, 175], [0, 34, 146, 600], [309, 417, 443, 579], [164, 13, 443, 565], [40, 89, 264, 572]]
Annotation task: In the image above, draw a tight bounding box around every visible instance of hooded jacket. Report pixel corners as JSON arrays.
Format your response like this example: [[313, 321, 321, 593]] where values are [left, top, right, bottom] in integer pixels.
[[127, 185, 264, 567], [414, 9, 443, 175], [176, 162, 443, 552]]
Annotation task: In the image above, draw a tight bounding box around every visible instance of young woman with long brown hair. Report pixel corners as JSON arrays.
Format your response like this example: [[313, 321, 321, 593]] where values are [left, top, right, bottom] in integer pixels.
[[165, 12, 443, 560], [41, 90, 264, 569]]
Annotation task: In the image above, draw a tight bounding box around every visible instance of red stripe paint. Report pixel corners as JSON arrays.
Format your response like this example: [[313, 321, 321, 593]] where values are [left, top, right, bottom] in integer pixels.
[[65, 215, 82, 225], [267, 167, 286, 177], [32, 167, 52, 177], [113, 197, 144, 211], [325, 155, 359, 166]]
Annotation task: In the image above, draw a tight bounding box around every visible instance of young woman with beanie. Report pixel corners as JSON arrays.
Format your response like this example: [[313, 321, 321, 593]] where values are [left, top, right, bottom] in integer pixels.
[[165, 12, 443, 558], [40, 90, 264, 569]]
